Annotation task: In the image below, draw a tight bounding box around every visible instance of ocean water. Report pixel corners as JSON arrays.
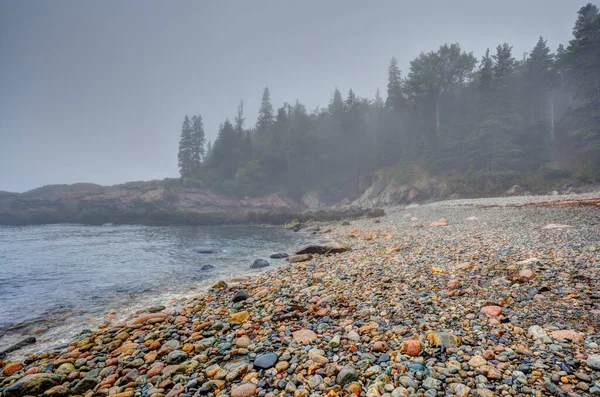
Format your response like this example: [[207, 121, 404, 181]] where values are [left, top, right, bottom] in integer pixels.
[[0, 224, 300, 357]]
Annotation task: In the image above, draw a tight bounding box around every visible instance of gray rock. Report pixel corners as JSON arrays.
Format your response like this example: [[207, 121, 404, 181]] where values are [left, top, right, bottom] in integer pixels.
[[337, 365, 359, 386], [167, 350, 188, 364], [308, 375, 323, 389], [528, 325, 552, 344], [72, 377, 99, 394], [253, 353, 278, 369], [158, 339, 180, 356], [422, 377, 442, 390], [251, 259, 269, 269], [587, 355, 600, 370], [232, 290, 250, 303], [329, 335, 341, 348]]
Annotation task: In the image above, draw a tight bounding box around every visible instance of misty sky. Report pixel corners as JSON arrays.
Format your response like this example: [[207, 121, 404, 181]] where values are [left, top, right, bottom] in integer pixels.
[[0, 0, 580, 192]]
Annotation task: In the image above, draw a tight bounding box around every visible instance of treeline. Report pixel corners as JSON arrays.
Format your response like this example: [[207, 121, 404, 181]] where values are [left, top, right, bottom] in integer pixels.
[[178, 3, 600, 199]]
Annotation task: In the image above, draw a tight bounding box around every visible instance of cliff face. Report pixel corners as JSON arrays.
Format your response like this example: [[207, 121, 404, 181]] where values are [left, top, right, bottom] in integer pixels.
[[0, 178, 302, 225]]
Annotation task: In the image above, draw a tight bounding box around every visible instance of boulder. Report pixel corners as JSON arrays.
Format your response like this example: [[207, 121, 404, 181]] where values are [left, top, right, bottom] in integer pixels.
[[250, 259, 269, 269], [295, 240, 351, 255], [2, 373, 62, 397], [269, 253, 288, 259]]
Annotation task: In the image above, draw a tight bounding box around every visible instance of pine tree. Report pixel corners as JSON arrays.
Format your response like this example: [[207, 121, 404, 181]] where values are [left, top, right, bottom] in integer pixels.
[[204, 140, 212, 165], [493, 43, 515, 88], [178, 115, 193, 177], [385, 57, 404, 111], [190, 114, 206, 172], [526, 37, 555, 121], [211, 120, 240, 179], [256, 88, 274, 134], [346, 88, 357, 109], [235, 100, 245, 133], [329, 87, 345, 116], [467, 48, 495, 171]]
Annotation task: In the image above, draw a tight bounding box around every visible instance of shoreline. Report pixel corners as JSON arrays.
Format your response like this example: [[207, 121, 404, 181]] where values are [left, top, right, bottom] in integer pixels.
[[0, 225, 307, 362], [0, 195, 599, 396]]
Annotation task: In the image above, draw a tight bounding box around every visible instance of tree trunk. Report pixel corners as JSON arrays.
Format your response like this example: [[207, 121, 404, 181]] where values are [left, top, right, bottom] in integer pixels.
[[550, 96, 555, 140], [435, 94, 441, 134]]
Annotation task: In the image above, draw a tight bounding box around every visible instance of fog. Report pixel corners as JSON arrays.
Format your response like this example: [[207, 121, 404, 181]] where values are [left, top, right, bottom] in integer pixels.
[[0, 0, 578, 192]]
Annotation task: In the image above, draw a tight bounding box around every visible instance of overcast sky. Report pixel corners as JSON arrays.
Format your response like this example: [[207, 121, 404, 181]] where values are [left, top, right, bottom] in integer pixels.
[[0, 0, 580, 192]]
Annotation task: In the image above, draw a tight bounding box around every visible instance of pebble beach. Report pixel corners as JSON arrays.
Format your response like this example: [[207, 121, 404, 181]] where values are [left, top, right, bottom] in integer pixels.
[[1, 192, 600, 397]]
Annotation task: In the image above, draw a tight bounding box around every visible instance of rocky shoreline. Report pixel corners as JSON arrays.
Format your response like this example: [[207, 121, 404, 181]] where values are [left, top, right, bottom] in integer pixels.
[[0, 179, 386, 226], [1, 194, 599, 397]]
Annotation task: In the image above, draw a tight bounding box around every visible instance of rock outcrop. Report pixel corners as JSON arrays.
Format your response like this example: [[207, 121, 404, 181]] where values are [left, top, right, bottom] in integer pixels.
[[352, 175, 451, 208], [0, 179, 384, 226]]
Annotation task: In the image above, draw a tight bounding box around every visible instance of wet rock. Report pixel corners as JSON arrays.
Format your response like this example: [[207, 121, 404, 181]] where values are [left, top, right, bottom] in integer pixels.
[[0, 337, 36, 359], [232, 290, 250, 303], [251, 259, 270, 269], [2, 373, 62, 397], [42, 385, 70, 397], [269, 253, 288, 259], [200, 264, 215, 270], [55, 362, 75, 375], [131, 312, 168, 324], [72, 377, 99, 394], [2, 362, 24, 376], [253, 353, 278, 369], [211, 280, 227, 289]]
